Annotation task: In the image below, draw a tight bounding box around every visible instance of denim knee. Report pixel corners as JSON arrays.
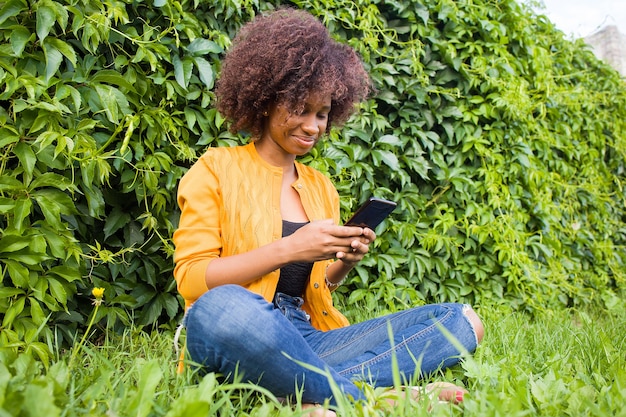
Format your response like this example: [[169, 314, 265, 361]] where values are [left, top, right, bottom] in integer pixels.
[[186, 284, 267, 339]]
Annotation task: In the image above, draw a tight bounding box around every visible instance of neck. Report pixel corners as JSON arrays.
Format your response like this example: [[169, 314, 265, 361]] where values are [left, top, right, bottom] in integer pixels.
[[253, 139, 296, 169]]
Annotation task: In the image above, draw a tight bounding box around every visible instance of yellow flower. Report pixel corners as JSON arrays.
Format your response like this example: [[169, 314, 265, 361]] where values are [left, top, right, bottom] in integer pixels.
[[92, 287, 105, 299], [92, 287, 105, 305]]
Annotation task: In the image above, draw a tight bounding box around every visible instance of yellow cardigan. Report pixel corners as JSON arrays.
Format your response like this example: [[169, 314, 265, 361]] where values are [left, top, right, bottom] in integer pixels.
[[173, 142, 349, 331]]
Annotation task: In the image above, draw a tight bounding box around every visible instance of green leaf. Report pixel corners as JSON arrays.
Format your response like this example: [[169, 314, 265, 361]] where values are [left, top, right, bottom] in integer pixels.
[[48, 278, 68, 306], [103, 207, 131, 238], [193, 56, 215, 89], [59, 84, 82, 112], [161, 293, 179, 319], [0, 0, 26, 26], [138, 297, 162, 325], [415, 4, 429, 24], [83, 185, 105, 218], [13, 141, 36, 178], [126, 360, 162, 417], [0, 287, 25, 298], [377, 134, 402, 146], [184, 107, 197, 130], [441, 106, 463, 119], [23, 380, 61, 417], [3, 250, 50, 265], [0, 234, 30, 253], [11, 197, 32, 232], [91, 69, 137, 93], [45, 37, 77, 66], [0, 176, 23, 192], [29, 296, 47, 324], [95, 85, 120, 123], [5, 259, 29, 288], [33, 101, 68, 114], [34, 196, 63, 229], [26, 342, 51, 365], [0, 197, 15, 213], [29, 118, 56, 136], [36, 4, 55, 42], [0, 128, 20, 148], [32, 189, 77, 228], [2, 296, 26, 327], [48, 265, 82, 282], [10, 25, 31, 56], [173, 55, 193, 89], [43, 44, 63, 82], [186, 38, 223, 55], [30, 172, 75, 191], [40, 228, 73, 260], [372, 149, 400, 170]]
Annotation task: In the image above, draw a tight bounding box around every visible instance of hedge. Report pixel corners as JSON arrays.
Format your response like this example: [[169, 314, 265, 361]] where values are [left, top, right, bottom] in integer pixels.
[[1, 0, 625, 361]]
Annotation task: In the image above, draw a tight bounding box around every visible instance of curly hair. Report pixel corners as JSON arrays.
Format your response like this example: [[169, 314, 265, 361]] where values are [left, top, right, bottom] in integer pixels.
[[215, 8, 372, 136]]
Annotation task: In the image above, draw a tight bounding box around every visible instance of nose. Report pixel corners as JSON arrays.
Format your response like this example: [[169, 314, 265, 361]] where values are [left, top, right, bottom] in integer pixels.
[[301, 113, 321, 136]]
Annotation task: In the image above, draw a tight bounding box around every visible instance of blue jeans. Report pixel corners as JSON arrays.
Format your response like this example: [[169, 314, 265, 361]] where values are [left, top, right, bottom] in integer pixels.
[[185, 284, 478, 405]]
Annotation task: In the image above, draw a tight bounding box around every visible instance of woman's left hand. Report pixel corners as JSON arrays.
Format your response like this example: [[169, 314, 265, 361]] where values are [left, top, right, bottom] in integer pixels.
[[336, 227, 376, 266]]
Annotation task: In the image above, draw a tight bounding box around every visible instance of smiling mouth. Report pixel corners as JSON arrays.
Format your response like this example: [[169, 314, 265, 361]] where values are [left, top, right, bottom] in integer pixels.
[[294, 136, 316, 144]]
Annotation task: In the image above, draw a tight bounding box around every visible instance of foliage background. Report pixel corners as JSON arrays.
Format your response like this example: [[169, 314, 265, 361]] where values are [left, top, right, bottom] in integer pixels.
[[1, 0, 625, 356]]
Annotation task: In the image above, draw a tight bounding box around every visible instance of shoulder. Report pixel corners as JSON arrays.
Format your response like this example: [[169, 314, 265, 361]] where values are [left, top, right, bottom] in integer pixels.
[[189, 144, 255, 175], [199, 144, 247, 164], [179, 145, 246, 187]]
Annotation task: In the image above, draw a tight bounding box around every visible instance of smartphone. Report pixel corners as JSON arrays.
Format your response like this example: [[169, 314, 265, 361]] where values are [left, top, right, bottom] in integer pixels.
[[345, 197, 397, 230]]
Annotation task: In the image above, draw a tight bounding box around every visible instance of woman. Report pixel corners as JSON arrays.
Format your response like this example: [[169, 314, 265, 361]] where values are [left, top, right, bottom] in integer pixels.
[[173, 7, 484, 413]]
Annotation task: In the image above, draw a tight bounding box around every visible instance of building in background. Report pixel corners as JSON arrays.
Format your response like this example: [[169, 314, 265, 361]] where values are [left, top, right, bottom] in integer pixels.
[[584, 25, 626, 77]]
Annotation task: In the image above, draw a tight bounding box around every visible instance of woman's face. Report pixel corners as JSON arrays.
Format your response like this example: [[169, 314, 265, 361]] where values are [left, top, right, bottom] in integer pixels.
[[260, 92, 331, 159]]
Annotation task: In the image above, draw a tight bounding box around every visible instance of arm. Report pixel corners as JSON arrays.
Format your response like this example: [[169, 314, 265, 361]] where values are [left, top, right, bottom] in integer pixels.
[[205, 220, 371, 288], [202, 238, 292, 287]]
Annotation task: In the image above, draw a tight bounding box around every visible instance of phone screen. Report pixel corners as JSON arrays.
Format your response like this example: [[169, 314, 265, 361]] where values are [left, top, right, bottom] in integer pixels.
[[345, 198, 397, 229]]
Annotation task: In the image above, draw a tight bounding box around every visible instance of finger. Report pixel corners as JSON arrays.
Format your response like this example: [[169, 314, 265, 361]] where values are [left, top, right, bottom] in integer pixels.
[[336, 251, 358, 264], [334, 225, 364, 237], [352, 245, 368, 256], [363, 227, 376, 241], [352, 237, 370, 251], [338, 248, 365, 265], [307, 218, 337, 231]]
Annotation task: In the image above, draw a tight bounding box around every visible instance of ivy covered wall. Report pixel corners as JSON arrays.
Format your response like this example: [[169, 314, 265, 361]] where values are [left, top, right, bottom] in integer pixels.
[[1, 0, 625, 353]]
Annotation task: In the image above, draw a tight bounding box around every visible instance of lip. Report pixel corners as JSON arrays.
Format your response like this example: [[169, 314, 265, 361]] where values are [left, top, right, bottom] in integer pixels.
[[293, 135, 316, 146]]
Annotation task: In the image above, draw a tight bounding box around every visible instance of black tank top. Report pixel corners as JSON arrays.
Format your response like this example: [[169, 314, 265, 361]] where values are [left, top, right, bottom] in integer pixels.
[[275, 220, 313, 297]]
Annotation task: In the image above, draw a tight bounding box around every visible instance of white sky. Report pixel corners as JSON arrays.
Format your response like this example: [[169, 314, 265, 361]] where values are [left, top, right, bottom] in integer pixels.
[[534, 0, 626, 38]]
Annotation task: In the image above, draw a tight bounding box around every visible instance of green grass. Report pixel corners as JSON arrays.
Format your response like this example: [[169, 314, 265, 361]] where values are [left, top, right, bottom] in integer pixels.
[[1, 304, 625, 416]]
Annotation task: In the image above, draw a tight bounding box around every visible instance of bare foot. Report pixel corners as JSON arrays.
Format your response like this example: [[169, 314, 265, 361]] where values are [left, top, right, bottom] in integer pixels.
[[411, 382, 467, 404], [301, 403, 337, 417], [383, 381, 467, 406]]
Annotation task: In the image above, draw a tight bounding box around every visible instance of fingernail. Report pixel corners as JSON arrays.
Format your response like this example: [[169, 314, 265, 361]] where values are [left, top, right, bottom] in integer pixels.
[[455, 391, 465, 403]]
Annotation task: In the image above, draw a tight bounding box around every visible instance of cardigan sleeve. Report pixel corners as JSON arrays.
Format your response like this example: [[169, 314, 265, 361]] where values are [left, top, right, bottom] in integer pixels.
[[172, 156, 221, 305]]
